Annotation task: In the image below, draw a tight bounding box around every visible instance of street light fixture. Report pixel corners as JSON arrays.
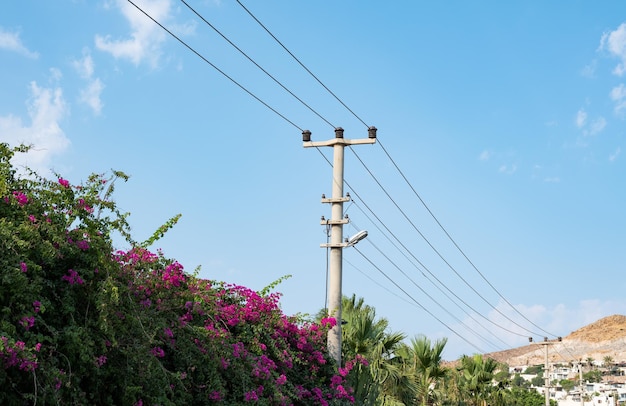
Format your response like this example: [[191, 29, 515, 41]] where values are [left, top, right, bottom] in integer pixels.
[[346, 230, 368, 246]]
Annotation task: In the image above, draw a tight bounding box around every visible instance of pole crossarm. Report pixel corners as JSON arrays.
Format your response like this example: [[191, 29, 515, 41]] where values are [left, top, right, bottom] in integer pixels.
[[303, 138, 376, 148]]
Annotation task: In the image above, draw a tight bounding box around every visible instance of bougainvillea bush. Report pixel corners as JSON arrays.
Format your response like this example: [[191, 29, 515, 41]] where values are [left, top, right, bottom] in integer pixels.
[[0, 143, 356, 405]]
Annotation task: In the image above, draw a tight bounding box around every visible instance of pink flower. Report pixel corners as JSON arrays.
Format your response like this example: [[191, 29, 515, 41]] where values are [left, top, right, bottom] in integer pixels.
[[76, 240, 90, 251], [28, 215, 36, 223], [150, 347, 165, 358], [276, 374, 287, 385], [20, 316, 35, 331], [12, 191, 28, 206], [320, 317, 337, 328], [96, 355, 107, 367], [33, 301, 41, 313], [34, 343, 42, 352], [20, 262, 27, 273], [58, 178, 70, 188], [62, 269, 84, 285], [209, 391, 222, 401]]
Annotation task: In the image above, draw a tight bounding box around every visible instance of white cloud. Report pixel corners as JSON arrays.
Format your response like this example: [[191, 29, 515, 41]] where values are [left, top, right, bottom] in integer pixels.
[[586, 116, 606, 136], [610, 83, 626, 116], [479, 150, 491, 161], [609, 146, 621, 162], [72, 49, 95, 79], [72, 49, 105, 115], [498, 164, 517, 175], [600, 23, 626, 76], [0, 27, 39, 59], [0, 81, 70, 173], [79, 78, 105, 115], [575, 108, 587, 128], [95, 0, 172, 68], [580, 60, 596, 78], [576, 108, 606, 136]]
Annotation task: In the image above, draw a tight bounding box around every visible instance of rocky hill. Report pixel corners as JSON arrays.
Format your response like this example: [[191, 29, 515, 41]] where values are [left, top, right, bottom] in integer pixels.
[[485, 315, 626, 367]]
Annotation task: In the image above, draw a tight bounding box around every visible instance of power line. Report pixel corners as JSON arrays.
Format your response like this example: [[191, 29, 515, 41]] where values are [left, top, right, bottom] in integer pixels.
[[179, 0, 335, 129], [357, 232, 507, 352], [349, 212, 516, 349], [376, 139, 557, 339], [353, 246, 486, 355], [347, 146, 546, 338], [127, 0, 303, 131], [235, 0, 369, 128]]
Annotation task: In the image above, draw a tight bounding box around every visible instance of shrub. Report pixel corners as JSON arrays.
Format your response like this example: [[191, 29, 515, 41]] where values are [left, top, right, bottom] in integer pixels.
[[0, 143, 354, 405]]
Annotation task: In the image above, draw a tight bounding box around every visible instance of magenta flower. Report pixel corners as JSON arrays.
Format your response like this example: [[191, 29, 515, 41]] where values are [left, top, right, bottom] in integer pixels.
[[320, 317, 337, 328], [209, 391, 222, 401], [150, 346, 165, 358], [20, 316, 35, 331], [20, 262, 27, 273], [58, 178, 70, 188], [95, 355, 107, 367], [61, 269, 84, 285], [33, 301, 41, 313], [276, 374, 287, 385], [12, 191, 28, 206]]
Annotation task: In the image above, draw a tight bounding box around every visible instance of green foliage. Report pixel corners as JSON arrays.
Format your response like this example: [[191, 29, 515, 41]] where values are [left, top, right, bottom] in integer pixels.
[[559, 378, 576, 392], [583, 369, 603, 383], [0, 143, 354, 405], [530, 372, 545, 387], [524, 365, 543, 375], [511, 373, 530, 388]]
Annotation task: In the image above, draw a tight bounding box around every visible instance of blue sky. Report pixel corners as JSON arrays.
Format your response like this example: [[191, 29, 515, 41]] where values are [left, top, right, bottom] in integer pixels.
[[2, 1, 626, 360]]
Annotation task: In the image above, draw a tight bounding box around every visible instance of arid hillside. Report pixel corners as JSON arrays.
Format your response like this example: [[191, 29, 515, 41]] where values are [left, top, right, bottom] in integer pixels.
[[484, 315, 626, 367]]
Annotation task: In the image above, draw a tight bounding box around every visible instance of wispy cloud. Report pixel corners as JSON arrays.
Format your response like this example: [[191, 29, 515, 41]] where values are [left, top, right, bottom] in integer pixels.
[[0, 27, 39, 59], [0, 80, 70, 174], [609, 146, 621, 162], [580, 60, 597, 78], [600, 23, 626, 76], [478, 150, 491, 161], [95, 0, 172, 68], [498, 164, 517, 175], [586, 116, 606, 136], [610, 83, 626, 116], [576, 108, 607, 136], [72, 49, 105, 115], [575, 108, 587, 128]]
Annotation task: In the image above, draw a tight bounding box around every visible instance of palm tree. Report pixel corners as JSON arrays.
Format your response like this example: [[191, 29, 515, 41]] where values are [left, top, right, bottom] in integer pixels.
[[340, 294, 407, 405], [457, 354, 499, 406], [408, 335, 449, 406]]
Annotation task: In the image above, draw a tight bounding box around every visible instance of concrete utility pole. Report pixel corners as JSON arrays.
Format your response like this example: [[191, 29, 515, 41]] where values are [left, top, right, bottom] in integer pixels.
[[303, 126, 376, 366], [580, 362, 584, 406], [533, 336, 561, 406]]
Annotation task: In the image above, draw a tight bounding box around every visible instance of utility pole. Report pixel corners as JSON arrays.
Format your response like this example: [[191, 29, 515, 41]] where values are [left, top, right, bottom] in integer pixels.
[[532, 336, 561, 406], [579, 362, 584, 406], [303, 126, 377, 366]]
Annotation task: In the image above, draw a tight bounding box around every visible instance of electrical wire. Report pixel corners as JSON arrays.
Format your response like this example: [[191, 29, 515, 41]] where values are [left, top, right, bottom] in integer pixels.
[[348, 215, 514, 350], [352, 246, 486, 354], [179, 0, 335, 129], [126, 0, 303, 131], [235, 0, 369, 128], [347, 146, 546, 338], [356, 232, 507, 352], [376, 138, 557, 339]]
